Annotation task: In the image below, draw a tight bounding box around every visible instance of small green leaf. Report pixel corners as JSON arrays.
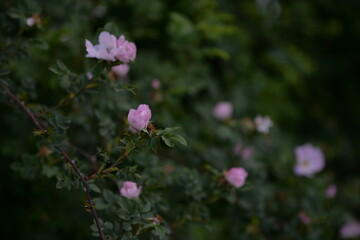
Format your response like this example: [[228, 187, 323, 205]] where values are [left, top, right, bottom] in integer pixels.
[[150, 138, 158, 153], [161, 136, 174, 148], [123, 222, 132, 231], [93, 198, 107, 210], [89, 183, 101, 193], [171, 134, 187, 146], [156, 127, 180, 136], [49, 65, 62, 75]]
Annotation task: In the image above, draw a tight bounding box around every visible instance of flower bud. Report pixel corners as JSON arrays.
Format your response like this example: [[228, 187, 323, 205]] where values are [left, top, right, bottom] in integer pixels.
[[127, 104, 152, 132], [120, 181, 141, 199], [213, 101, 233, 120], [225, 167, 248, 188]]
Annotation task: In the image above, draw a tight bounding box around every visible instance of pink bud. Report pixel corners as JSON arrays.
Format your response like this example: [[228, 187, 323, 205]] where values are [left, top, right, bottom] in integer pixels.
[[213, 101, 233, 120], [340, 220, 360, 238], [325, 184, 337, 198], [241, 146, 254, 160], [225, 167, 248, 188], [120, 181, 142, 199], [152, 79, 161, 89], [298, 211, 311, 225], [112, 64, 130, 77], [127, 104, 152, 132]]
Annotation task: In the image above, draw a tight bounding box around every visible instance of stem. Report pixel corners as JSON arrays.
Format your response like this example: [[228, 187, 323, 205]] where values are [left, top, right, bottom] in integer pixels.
[[0, 80, 45, 131], [0, 80, 105, 240], [59, 149, 106, 240], [36, 83, 90, 117]]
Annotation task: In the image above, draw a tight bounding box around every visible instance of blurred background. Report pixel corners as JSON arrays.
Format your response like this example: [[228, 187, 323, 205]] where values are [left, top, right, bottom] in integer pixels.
[[1, 0, 359, 239]]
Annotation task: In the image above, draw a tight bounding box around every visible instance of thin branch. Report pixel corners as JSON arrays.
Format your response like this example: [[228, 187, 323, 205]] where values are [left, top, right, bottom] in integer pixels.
[[59, 149, 106, 240], [0, 80, 105, 240], [36, 82, 92, 117], [0, 80, 45, 131]]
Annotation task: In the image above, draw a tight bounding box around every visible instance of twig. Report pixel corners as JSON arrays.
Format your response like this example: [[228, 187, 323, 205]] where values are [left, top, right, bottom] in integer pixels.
[[0, 80, 45, 131], [59, 149, 106, 240], [0, 80, 105, 240], [36, 84, 90, 117]]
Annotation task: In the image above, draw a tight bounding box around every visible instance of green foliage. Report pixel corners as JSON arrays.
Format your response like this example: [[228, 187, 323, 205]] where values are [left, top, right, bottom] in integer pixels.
[[0, 0, 359, 239]]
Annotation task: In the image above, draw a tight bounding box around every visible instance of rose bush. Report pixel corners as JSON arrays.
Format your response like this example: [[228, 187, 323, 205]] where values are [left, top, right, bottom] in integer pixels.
[[0, 0, 359, 239]]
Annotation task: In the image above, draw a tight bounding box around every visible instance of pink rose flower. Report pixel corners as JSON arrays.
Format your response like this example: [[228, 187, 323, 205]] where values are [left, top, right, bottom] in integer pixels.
[[325, 184, 337, 198], [233, 141, 254, 160], [112, 64, 130, 77], [85, 31, 136, 62], [241, 146, 254, 160], [152, 79, 161, 90], [340, 220, 360, 239], [298, 211, 311, 225], [213, 101, 233, 120], [120, 181, 142, 199], [225, 167, 248, 188], [254, 115, 273, 134], [127, 104, 152, 132], [294, 143, 325, 177]]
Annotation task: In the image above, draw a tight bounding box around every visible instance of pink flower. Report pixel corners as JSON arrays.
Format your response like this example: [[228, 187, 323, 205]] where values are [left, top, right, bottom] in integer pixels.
[[298, 211, 311, 225], [152, 79, 161, 90], [120, 181, 142, 199], [254, 115, 273, 134], [326, 184, 337, 198], [340, 220, 360, 238], [112, 64, 130, 77], [213, 101, 233, 120], [225, 167, 248, 188], [294, 144, 325, 177], [233, 141, 254, 160], [85, 31, 136, 62], [127, 104, 152, 132], [241, 146, 254, 160]]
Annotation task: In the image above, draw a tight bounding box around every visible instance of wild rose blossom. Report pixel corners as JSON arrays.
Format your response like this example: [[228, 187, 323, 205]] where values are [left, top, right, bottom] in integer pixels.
[[340, 220, 360, 238], [152, 79, 161, 90], [213, 101, 233, 120], [325, 184, 337, 198], [85, 31, 136, 62], [254, 115, 273, 134], [298, 211, 311, 225], [225, 167, 248, 188], [127, 104, 152, 132], [112, 63, 129, 77], [120, 181, 142, 199], [233, 141, 254, 160], [294, 144, 325, 177]]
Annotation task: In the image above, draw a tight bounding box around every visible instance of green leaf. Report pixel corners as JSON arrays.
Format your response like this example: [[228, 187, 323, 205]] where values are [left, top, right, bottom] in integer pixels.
[[123, 222, 132, 231], [150, 138, 158, 153], [49, 65, 62, 75], [89, 183, 101, 193], [161, 136, 174, 148], [170, 134, 187, 146], [156, 127, 180, 136], [93, 198, 107, 210]]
